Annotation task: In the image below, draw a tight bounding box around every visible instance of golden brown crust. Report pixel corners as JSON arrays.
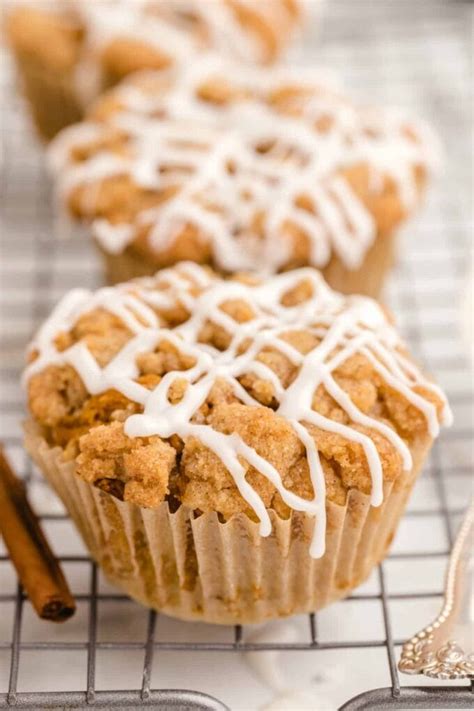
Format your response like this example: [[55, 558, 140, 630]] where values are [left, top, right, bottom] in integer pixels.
[[68, 165, 420, 272], [6, 1, 301, 76], [100, 40, 173, 87], [54, 69, 429, 292], [76, 421, 176, 508], [26, 266, 444, 517], [6, 7, 83, 72], [6, 1, 303, 139]]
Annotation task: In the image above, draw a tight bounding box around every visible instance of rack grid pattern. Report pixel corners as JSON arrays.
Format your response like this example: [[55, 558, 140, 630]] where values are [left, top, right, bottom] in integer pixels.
[[0, 1, 473, 708]]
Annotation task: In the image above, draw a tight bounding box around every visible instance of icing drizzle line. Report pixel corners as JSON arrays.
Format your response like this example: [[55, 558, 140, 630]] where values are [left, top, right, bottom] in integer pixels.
[[30, 0, 302, 106], [49, 55, 441, 273], [24, 264, 452, 558], [52, 0, 300, 69]]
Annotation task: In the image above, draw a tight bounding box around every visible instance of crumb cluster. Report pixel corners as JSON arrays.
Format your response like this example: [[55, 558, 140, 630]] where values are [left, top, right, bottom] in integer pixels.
[[7, 0, 301, 80], [47, 61, 431, 283], [27, 265, 443, 519]]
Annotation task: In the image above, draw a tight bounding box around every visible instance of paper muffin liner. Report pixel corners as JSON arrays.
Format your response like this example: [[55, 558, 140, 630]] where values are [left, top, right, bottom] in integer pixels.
[[10, 53, 83, 141], [25, 422, 425, 624], [99, 245, 161, 286], [322, 229, 397, 298], [98, 231, 396, 299]]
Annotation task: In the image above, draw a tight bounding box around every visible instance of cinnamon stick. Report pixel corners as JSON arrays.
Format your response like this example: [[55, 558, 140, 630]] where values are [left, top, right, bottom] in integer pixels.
[[0, 446, 76, 622]]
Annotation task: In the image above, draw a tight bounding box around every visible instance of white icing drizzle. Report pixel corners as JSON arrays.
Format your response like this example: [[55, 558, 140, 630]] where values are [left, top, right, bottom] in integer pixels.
[[21, 0, 300, 107], [24, 264, 452, 558], [49, 55, 440, 273], [32, 0, 301, 105]]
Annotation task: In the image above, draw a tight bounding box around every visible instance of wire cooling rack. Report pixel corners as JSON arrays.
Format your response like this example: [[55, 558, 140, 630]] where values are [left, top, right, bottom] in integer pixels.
[[0, 1, 473, 709]]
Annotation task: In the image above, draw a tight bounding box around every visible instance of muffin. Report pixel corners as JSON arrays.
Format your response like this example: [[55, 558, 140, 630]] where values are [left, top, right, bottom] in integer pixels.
[[48, 57, 440, 297], [6, 0, 305, 140], [23, 263, 451, 624]]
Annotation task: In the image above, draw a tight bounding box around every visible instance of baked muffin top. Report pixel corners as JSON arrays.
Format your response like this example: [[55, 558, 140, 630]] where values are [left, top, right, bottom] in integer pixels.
[[8, 0, 302, 95], [49, 56, 440, 274], [24, 263, 451, 557]]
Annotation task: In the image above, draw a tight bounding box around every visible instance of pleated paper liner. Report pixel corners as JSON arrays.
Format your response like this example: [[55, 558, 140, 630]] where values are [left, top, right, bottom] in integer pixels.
[[10, 51, 84, 141], [24, 421, 429, 625]]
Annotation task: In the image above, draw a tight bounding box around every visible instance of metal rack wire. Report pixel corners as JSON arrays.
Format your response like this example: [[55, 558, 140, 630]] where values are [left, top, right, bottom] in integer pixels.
[[0, 0, 473, 708]]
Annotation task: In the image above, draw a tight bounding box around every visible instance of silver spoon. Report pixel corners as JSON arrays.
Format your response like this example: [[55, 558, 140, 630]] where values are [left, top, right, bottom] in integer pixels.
[[399, 498, 474, 679]]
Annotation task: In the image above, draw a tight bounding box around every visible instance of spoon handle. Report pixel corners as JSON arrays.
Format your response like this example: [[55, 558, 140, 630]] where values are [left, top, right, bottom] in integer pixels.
[[399, 499, 474, 679]]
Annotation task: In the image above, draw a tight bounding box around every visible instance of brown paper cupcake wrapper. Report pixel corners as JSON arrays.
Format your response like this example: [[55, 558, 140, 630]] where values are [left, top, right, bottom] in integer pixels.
[[10, 53, 84, 141], [25, 422, 421, 625], [99, 245, 162, 286]]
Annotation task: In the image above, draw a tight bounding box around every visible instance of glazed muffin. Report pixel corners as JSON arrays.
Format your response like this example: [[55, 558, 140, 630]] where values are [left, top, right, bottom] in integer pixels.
[[49, 58, 439, 297], [23, 263, 451, 624], [6, 0, 305, 140]]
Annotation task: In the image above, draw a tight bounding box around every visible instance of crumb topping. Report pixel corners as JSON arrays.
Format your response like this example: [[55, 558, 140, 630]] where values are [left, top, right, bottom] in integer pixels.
[[8, 0, 302, 81], [25, 263, 450, 557], [48, 56, 439, 274]]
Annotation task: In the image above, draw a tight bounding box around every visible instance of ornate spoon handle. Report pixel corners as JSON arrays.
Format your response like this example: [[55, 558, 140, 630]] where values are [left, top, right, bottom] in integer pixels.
[[399, 499, 474, 679]]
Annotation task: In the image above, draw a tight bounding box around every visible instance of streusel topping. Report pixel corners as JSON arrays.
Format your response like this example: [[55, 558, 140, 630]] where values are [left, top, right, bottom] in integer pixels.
[[25, 263, 450, 556], [49, 55, 439, 274], [9, 0, 302, 95]]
